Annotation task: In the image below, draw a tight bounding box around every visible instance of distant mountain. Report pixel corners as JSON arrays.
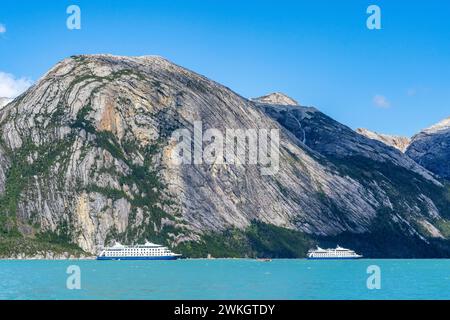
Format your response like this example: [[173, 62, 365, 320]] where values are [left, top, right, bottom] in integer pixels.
[[254, 96, 450, 257], [1, 54, 450, 258], [356, 128, 410, 152], [406, 117, 450, 179], [252, 92, 299, 106]]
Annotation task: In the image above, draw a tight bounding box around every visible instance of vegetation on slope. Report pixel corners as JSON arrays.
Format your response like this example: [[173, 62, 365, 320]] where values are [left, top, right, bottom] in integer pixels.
[[176, 221, 315, 259], [0, 235, 87, 258]]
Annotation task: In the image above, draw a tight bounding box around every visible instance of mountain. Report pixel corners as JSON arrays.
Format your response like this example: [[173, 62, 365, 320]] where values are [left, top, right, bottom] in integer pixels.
[[406, 118, 450, 179], [254, 97, 450, 256], [1, 54, 450, 258], [356, 128, 410, 152], [252, 92, 299, 106]]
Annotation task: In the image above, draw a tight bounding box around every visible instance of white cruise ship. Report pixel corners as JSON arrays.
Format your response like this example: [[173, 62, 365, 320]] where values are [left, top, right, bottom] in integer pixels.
[[307, 245, 362, 260], [97, 241, 182, 260]]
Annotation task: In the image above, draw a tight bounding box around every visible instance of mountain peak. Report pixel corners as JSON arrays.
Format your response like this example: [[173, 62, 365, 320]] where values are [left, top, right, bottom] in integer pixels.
[[252, 92, 299, 106], [71, 53, 169, 62], [58, 54, 179, 73]]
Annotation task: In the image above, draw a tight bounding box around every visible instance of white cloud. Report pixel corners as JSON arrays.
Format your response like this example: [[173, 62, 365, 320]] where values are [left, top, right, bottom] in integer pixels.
[[0, 72, 33, 98], [0, 24, 6, 34], [0, 97, 12, 108], [373, 94, 390, 108]]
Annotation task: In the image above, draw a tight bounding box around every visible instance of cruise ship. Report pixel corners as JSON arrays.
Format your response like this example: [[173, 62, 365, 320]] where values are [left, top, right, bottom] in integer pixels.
[[307, 245, 363, 260], [97, 241, 182, 260]]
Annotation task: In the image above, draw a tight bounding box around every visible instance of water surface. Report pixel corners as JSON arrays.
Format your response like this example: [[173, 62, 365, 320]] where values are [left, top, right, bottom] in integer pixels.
[[0, 259, 448, 299]]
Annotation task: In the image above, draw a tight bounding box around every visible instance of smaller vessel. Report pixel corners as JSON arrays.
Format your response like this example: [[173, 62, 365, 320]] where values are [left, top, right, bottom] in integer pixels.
[[307, 245, 362, 260], [97, 241, 182, 260]]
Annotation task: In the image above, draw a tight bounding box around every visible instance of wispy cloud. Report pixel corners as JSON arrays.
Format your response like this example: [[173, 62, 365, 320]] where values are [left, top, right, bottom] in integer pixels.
[[373, 94, 390, 108], [0, 24, 6, 34], [0, 72, 33, 98], [407, 87, 430, 97], [407, 88, 417, 97]]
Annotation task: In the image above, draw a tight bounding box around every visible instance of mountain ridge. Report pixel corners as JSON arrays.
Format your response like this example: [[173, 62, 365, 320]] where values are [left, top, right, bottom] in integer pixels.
[[355, 128, 411, 152], [252, 92, 299, 106]]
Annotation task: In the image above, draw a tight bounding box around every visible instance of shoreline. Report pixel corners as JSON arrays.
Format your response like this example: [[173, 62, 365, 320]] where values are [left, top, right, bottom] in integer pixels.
[[2, 257, 450, 261]]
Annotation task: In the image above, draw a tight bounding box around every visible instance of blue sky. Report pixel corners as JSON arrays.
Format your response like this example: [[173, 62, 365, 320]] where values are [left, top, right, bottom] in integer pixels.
[[1, 0, 449, 136]]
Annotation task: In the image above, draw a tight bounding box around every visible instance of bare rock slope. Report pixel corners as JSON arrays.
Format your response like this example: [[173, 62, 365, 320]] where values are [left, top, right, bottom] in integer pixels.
[[0, 55, 450, 258], [406, 118, 450, 180]]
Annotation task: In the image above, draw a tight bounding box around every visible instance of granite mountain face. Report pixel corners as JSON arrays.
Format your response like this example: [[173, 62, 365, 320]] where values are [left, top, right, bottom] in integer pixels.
[[1, 54, 450, 258], [406, 118, 450, 180]]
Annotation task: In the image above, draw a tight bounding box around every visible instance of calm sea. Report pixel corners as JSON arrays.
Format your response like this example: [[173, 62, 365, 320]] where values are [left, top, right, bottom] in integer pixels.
[[0, 259, 449, 300]]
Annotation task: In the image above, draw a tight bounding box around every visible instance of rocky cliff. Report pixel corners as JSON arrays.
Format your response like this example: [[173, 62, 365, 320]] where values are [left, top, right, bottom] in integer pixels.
[[406, 118, 450, 180], [1, 54, 450, 258]]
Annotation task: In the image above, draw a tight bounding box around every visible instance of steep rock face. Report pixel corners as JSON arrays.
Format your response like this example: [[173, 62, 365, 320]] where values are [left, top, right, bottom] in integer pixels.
[[254, 99, 435, 182], [406, 118, 450, 180], [0, 55, 377, 254], [0, 55, 449, 258], [255, 96, 450, 257], [356, 128, 410, 152]]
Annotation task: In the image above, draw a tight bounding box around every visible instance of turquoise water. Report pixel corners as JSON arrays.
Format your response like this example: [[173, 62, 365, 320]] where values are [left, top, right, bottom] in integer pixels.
[[0, 259, 449, 300]]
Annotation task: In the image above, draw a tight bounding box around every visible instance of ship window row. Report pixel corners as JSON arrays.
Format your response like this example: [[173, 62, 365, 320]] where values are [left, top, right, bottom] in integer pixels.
[[104, 250, 172, 254], [107, 249, 166, 252], [312, 253, 352, 256], [106, 250, 166, 252], [104, 254, 173, 255]]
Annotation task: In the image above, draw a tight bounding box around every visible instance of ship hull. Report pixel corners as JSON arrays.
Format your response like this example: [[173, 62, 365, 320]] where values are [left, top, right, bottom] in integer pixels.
[[96, 255, 180, 261], [306, 257, 362, 260]]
